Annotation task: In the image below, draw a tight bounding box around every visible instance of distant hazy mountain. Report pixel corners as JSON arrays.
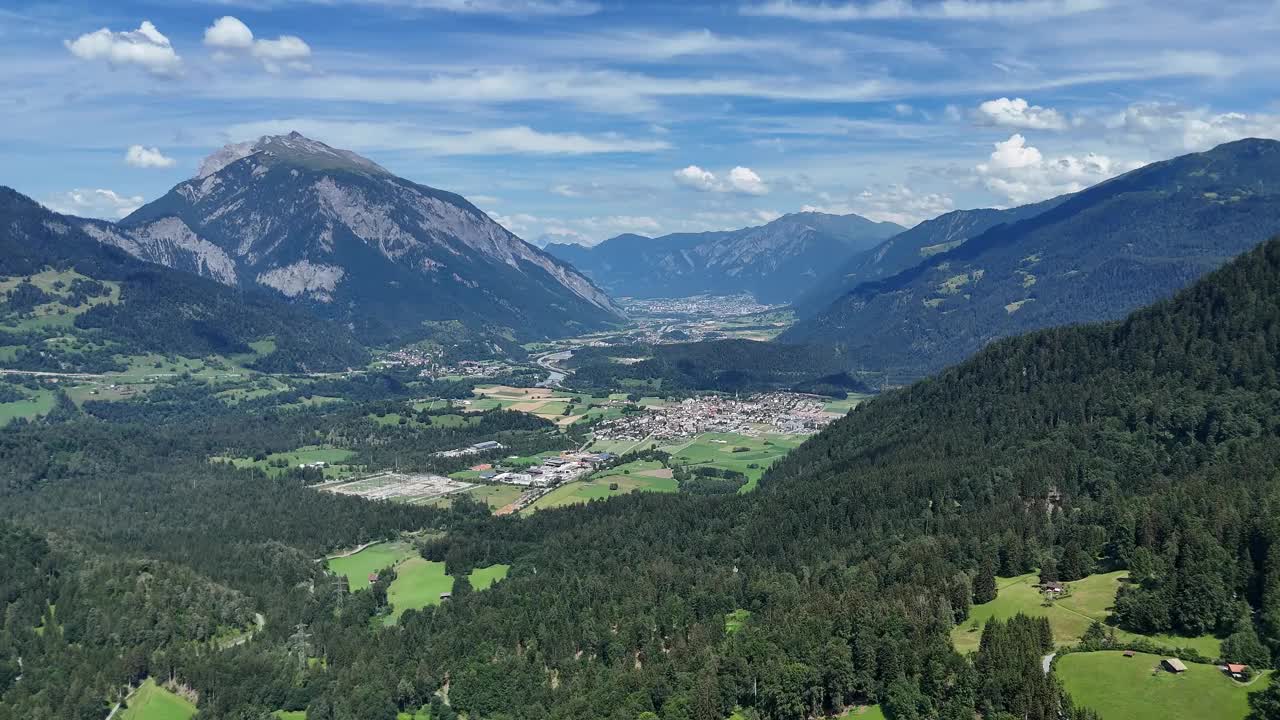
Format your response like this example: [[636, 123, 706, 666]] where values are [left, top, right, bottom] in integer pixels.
[[791, 198, 1065, 317], [783, 138, 1280, 378], [101, 132, 623, 345], [0, 187, 366, 372], [545, 212, 903, 304]]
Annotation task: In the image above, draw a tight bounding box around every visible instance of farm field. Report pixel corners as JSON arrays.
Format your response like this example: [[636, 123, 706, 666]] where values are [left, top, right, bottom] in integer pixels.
[[822, 394, 872, 415], [952, 572, 1221, 656], [1056, 651, 1267, 720], [664, 432, 806, 492], [471, 384, 667, 426], [524, 461, 677, 512], [119, 678, 196, 720]]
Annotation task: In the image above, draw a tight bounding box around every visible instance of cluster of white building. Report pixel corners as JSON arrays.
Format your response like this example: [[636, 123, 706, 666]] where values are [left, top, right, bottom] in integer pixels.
[[488, 452, 616, 488], [592, 393, 836, 443]]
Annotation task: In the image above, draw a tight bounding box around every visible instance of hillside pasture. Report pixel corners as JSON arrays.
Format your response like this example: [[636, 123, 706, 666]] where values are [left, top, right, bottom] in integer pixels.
[[952, 572, 1221, 656], [326, 541, 417, 591], [119, 678, 196, 720], [1056, 651, 1267, 720]]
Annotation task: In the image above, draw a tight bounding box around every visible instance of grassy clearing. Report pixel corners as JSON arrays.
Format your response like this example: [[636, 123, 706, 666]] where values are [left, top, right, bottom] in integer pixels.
[[525, 464, 677, 512], [385, 559, 510, 623], [429, 484, 522, 510], [0, 269, 121, 331], [0, 387, 55, 424], [119, 678, 196, 720], [1056, 651, 1267, 720], [211, 445, 360, 480], [666, 432, 805, 492], [822, 395, 872, 415], [326, 541, 417, 591], [274, 712, 307, 720], [952, 572, 1221, 656]]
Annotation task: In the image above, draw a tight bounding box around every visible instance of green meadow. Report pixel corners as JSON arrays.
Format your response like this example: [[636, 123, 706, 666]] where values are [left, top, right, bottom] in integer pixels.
[[952, 571, 1221, 656], [326, 542, 417, 591], [665, 432, 805, 492], [211, 445, 360, 479], [1057, 651, 1267, 720], [119, 679, 196, 720], [524, 460, 677, 512]]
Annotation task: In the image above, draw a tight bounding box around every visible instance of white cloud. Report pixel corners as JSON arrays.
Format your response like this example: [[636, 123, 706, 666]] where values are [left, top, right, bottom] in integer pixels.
[[741, 0, 1110, 21], [976, 133, 1139, 205], [346, 0, 599, 15], [224, 119, 669, 155], [124, 145, 176, 169], [728, 166, 769, 195], [42, 188, 144, 219], [204, 16, 254, 51], [1111, 102, 1280, 152], [976, 97, 1067, 130], [494, 212, 663, 246], [253, 36, 312, 73], [674, 165, 721, 192], [894, 103, 914, 116], [65, 21, 181, 76], [802, 185, 954, 226], [673, 165, 770, 195], [203, 17, 311, 72], [778, 0, 1111, 21]]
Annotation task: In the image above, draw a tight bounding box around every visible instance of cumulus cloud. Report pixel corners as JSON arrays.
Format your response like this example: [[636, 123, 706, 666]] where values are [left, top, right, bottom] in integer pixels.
[[673, 165, 770, 195], [203, 16, 312, 72], [204, 16, 254, 51], [741, 0, 1110, 21], [976, 133, 1139, 205], [976, 97, 1067, 130], [1111, 102, 1280, 152], [42, 189, 145, 219], [124, 145, 176, 169], [802, 185, 954, 226], [65, 21, 182, 76]]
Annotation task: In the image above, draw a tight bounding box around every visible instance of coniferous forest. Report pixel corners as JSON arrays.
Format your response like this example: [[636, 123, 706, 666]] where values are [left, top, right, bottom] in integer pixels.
[[5, 232, 1280, 719]]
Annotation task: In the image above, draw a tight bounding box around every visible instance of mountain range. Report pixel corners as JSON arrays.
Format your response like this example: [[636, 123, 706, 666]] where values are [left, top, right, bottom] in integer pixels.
[[86, 132, 624, 345], [790, 196, 1066, 317], [783, 138, 1280, 378], [546, 212, 903, 304], [0, 188, 367, 373]]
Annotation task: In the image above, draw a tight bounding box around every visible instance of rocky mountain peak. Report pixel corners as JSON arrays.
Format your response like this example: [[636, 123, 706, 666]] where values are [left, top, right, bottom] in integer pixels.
[[196, 131, 389, 179]]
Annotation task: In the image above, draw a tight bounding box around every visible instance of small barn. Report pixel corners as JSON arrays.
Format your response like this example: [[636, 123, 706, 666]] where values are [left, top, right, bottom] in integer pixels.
[[368, 573, 379, 584], [1123, 650, 1135, 658], [1227, 663, 1249, 679], [1162, 658, 1188, 673]]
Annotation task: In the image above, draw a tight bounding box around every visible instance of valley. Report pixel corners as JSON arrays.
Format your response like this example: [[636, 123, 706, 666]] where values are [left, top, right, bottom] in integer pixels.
[[5, 8, 1280, 717]]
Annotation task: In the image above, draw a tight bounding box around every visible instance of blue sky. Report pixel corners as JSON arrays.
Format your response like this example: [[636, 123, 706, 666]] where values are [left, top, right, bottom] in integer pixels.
[[3, 0, 1279, 245]]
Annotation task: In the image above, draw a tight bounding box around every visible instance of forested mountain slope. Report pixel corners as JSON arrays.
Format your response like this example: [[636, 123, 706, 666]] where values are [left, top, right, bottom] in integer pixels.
[[545, 212, 903, 303], [388, 236, 1280, 720], [791, 197, 1064, 317], [115, 132, 623, 345], [0, 188, 366, 372], [783, 138, 1280, 378]]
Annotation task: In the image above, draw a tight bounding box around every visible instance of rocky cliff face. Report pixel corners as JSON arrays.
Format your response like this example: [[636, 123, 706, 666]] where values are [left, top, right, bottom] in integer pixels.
[[105, 132, 622, 344]]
